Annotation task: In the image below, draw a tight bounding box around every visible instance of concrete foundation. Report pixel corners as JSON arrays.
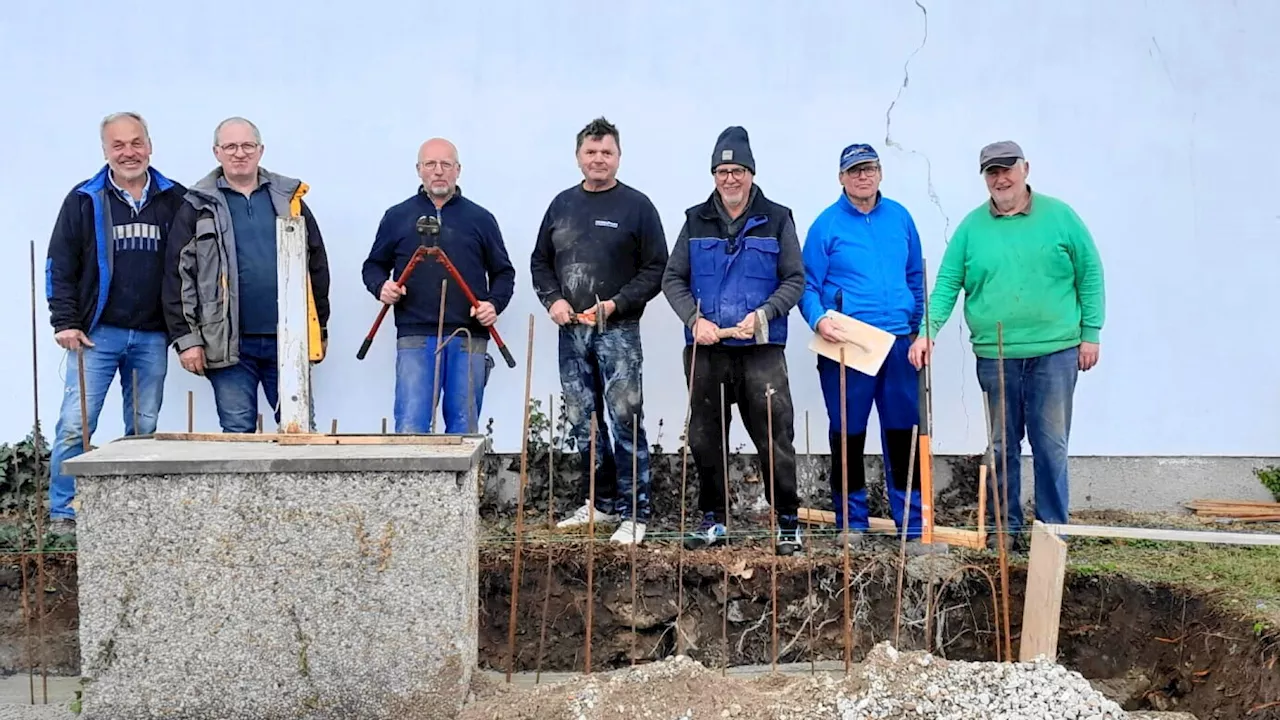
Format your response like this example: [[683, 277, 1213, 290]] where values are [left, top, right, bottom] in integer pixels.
[[63, 436, 483, 720]]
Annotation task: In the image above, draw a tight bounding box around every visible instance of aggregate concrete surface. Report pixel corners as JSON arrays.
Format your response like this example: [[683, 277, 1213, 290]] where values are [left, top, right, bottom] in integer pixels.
[[72, 459, 479, 719]]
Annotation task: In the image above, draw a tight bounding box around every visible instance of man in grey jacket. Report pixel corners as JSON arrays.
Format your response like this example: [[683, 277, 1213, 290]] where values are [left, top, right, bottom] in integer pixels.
[[661, 126, 806, 556], [163, 117, 331, 433]]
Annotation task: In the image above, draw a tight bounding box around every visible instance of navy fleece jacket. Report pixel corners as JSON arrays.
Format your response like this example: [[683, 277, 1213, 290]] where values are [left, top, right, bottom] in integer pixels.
[[361, 187, 516, 337]]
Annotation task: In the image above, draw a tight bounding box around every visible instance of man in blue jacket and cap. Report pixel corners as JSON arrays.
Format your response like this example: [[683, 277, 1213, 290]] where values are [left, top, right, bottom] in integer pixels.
[[799, 143, 927, 549], [662, 126, 806, 556]]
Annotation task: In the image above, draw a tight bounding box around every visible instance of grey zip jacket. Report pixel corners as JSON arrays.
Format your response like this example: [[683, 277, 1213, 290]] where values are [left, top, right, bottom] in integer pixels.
[[162, 167, 331, 369]]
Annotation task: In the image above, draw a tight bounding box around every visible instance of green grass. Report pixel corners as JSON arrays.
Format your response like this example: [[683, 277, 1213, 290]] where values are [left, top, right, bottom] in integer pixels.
[[1067, 537, 1280, 627]]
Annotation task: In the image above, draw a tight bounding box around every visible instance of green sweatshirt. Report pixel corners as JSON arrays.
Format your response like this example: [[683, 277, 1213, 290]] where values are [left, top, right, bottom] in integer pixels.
[[921, 190, 1105, 359]]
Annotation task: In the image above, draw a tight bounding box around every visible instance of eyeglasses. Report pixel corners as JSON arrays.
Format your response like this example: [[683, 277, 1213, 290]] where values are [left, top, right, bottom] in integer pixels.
[[844, 164, 880, 177], [714, 167, 747, 180], [218, 142, 260, 155], [420, 160, 457, 172]]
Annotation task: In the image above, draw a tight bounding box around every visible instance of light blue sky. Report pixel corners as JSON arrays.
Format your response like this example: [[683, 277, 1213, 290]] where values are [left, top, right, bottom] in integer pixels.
[[2, 0, 1278, 454]]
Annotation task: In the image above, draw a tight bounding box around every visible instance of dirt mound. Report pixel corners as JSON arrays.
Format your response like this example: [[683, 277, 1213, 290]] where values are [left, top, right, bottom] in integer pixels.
[[459, 655, 860, 720]]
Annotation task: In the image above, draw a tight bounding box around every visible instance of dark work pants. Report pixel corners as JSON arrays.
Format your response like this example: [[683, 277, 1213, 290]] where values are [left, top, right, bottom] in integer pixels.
[[682, 343, 799, 523]]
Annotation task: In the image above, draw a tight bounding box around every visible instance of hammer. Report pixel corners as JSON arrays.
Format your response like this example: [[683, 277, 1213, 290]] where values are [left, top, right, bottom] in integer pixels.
[[710, 308, 770, 343]]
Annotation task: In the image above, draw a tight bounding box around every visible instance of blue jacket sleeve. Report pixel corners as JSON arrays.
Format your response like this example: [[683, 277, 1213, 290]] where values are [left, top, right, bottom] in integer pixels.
[[46, 188, 85, 333], [361, 209, 398, 299], [904, 211, 925, 332], [480, 210, 516, 314], [798, 215, 831, 330]]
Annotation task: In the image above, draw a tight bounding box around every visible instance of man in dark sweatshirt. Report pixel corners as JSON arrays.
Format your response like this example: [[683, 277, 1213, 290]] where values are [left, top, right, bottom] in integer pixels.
[[530, 117, 668, 546], [362, 137, 515, 434], [661, 126, 806, 557], [45, 112, 186, 536]]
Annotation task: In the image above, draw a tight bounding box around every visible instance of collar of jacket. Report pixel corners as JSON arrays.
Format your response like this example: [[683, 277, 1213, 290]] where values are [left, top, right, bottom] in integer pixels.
[[838, 189, 882, 217], [185, 166, 303, 213], [78, 163, 176, 197]]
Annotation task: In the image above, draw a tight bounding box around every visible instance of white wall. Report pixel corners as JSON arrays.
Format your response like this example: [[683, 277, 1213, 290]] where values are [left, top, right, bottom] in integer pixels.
[[2, 0, 1278, 456]]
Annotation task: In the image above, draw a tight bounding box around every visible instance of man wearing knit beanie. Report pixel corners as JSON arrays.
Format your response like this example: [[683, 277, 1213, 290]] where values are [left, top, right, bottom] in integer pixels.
[[662, 125, 807, 556]]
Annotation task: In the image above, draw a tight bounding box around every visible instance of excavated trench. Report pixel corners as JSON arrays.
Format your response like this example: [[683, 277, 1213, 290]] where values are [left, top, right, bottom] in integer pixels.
[[477, 541, 1280, 719]]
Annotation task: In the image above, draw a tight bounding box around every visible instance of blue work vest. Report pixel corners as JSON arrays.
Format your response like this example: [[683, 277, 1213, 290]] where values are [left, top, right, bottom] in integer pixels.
[[683, 189, 792, 347]]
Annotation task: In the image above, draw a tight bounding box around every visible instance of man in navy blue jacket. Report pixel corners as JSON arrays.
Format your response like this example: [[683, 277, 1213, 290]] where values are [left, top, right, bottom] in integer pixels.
[[799, 143, 927, 549], [45, 112, 186, 535], [362, 138, 516, 434]]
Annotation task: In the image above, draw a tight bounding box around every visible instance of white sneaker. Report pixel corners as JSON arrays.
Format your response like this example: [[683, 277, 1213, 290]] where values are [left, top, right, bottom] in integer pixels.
[[555, 503, 620, 529], [611, 520, 647, 546]]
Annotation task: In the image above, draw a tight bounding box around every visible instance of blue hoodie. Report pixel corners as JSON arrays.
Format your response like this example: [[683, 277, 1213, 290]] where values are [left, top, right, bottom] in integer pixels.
[[798, 191, 924, 336]]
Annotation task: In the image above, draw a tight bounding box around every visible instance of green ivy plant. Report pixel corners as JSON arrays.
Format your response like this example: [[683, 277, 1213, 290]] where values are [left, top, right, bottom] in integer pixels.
[[0, 426, 52, 551], [1255, 465, 1280, 502]]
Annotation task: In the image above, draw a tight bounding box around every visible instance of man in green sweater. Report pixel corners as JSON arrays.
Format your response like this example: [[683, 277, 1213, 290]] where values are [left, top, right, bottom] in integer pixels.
[[908, 141, 1105, 550]]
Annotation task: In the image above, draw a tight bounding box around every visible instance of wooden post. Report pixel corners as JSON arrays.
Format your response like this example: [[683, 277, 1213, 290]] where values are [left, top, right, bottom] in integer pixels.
[[276, 215, 311, 434], [1019, 521, 1068, 662]]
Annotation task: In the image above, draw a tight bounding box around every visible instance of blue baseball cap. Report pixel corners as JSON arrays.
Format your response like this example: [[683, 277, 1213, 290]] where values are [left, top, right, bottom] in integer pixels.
[[839, 143, 879, 172]]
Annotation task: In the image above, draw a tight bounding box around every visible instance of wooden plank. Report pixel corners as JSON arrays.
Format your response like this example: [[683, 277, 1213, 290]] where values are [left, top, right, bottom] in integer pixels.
[[1042, 523, 1280, 547], [796, 507, 984, 550], [277, 215, 311, 434], [151, 433, 280, 442], [1020, 521, 1068, 662], [274, 434, 464, 446], [806, 310, 895, 377]]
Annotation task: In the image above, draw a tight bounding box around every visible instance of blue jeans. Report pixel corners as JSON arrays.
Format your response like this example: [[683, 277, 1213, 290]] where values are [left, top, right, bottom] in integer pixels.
[[206, 334, 279, 433], [559, 320, 650, 522], [49, 324, 168, 520], [976, 345, 1079, 536], [394, 334, 492, 434]]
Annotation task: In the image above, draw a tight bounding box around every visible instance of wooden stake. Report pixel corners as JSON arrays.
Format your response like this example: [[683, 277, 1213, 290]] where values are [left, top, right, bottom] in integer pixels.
[[894, 425, 920, 647], [977, 464, 988, 546], [585, 411, 597, 675], [505, 314, 535, 683], [1019, 521, 1068, 662], [766, 384, 778, 673], [839, 347, 852, 675], [535, 393, 555, 684], [919, 256, 935, 543]]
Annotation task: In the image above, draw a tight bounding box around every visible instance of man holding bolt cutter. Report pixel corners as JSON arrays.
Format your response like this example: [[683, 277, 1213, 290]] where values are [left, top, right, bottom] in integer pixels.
[[530, 117, 668, 546], [799, 143, 927, 551], [661, 125, 806, 557], [165, 116, 331, 433], [361, 137, 516, 434]]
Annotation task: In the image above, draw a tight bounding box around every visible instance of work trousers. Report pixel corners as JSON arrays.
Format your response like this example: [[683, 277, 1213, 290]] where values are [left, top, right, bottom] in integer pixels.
[[818, 335, 923, 537], [559, 320, 650, 522], [394, 334, 492, 434], [683, 343, 799, 523]]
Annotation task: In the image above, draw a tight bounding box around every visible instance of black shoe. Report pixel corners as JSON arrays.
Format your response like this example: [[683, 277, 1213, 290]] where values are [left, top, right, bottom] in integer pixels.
[[776, 519, 803, 556]]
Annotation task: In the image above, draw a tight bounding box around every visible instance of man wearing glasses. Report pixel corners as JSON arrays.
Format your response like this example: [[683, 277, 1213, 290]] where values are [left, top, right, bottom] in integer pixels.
[[799, 143, 927, 550], [661, 126, 806, 556], [164, 116, 332, 433], [362, 137, 515, 434]]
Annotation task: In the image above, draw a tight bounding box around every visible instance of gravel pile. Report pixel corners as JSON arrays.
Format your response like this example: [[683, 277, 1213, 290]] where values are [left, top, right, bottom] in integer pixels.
[[840, 643, 1126, 720], [462, 643, 1131, 720]]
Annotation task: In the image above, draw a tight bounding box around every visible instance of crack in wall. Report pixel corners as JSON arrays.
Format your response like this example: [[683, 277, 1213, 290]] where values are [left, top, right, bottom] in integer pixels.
[[883, 0, 951, 244], [882, 0, 969, 444]]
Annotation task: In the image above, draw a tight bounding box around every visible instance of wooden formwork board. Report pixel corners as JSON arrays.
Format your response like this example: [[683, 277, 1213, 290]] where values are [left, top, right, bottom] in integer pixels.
[[796, 507, 984, 550]]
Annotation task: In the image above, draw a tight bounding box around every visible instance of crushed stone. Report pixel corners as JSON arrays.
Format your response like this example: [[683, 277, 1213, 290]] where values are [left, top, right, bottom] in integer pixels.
[[461, 642, 1129, 720]]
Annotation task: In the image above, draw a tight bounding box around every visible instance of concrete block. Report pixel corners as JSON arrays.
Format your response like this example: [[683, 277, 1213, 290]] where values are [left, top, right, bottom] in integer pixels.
[[65, 438, 482, 720]]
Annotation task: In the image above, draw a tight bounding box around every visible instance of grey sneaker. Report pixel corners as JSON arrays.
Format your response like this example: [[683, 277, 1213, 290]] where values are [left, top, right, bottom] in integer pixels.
[[684, 513, 727, 550]]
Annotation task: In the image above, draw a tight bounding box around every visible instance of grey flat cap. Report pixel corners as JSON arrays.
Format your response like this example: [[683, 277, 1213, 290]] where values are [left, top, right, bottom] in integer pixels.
[[979, 140, 1025, 172]]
